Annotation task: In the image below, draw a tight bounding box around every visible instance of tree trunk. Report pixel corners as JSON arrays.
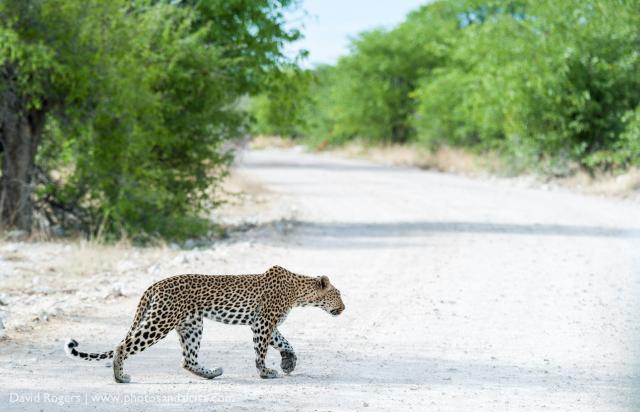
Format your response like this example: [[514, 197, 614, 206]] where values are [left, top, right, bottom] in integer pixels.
[[0, 74, 46, 233]]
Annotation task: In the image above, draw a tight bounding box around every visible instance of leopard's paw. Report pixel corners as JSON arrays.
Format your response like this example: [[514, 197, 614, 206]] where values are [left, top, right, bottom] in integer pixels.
[[259, 368, 280, 379], [280, 352, 297, 374]]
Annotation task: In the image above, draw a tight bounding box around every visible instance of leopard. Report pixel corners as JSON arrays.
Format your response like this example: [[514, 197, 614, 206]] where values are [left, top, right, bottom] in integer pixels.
[[64, 265, 345, 383]]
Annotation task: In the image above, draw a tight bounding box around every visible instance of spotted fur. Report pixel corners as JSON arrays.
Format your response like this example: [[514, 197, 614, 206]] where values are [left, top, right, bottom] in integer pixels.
[[64, 265, 345, 383]]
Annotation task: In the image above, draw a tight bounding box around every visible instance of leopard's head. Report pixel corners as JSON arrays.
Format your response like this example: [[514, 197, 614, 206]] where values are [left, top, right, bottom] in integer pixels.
[[307, 276, 345, 316]]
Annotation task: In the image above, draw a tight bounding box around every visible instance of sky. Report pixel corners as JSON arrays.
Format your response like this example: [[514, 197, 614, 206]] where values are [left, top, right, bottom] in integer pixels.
[[285, 0, 430, 67]]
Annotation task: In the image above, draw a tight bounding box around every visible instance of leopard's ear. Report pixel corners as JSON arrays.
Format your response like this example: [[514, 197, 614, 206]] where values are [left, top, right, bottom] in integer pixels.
[[316, 275, 330, 290]]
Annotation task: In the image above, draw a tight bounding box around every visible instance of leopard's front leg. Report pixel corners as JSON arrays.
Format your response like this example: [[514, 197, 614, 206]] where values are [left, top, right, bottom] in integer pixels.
[[251, 319, 279, 379], [271, 329, 296, 374]]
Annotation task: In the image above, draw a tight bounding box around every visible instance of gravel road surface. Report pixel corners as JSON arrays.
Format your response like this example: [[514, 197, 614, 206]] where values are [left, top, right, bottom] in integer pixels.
[[1, 148, 639, 411]]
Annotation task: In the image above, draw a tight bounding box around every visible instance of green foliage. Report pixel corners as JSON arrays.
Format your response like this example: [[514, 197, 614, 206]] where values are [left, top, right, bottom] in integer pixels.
[[255, 0, 640, 172], [322, 2, 462, 144], [1, 0, 298, 240], [252, 0, 464, 145], [414, 0, 640, 170], [613, 106, 640, 167], [251, 68, 312, 137], [298, 65, 344, 146], [151, 0, 302, 95]]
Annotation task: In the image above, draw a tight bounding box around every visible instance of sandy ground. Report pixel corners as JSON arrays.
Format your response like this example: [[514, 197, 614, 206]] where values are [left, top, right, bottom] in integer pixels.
[[1, 148, 639, 411]]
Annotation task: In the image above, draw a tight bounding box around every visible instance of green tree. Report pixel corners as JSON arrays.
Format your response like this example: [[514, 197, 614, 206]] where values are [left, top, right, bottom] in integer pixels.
[[0, 0, 299, 238], [413, 0, 640, 170], [266, 0, 639, 172], [319, 1, 459, 144], [251, 67, 312, 138], [284, 0, 466, 147], [205, 0, 640, 170]]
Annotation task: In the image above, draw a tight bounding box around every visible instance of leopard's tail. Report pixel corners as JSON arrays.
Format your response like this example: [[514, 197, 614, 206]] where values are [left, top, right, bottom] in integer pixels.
[[64, 288, 153, 361], [64, 339, 114, 361]]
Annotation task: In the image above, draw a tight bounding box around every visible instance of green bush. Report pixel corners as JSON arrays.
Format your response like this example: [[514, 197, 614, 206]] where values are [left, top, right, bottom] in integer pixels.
[[251, 68, 313, 138], [255, 0, 640, 172], [305, 0, 462, 145], [414, 0, 640, 170], [1, 0, 299, 240]]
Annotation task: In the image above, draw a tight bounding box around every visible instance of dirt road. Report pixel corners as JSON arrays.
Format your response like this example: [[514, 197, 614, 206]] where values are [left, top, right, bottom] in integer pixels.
[[1, 148, 639, 411]]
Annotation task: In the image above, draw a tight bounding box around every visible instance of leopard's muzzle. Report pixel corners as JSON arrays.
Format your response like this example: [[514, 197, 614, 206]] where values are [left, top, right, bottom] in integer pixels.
[[330, 307, 344, 316]]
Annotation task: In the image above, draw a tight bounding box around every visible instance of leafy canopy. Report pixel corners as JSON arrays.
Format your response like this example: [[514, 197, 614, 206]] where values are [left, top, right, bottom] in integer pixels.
[[0, 0, 300, 240], [253, 0, 640, 171]]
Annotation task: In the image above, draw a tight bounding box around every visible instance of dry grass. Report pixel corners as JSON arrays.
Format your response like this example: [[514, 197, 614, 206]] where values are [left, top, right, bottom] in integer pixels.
[[249, 135, 299, 150], [0, 239, 169, 291], [49, 240, 147, 277], [333, 142, 640, 199], [214, 169, 272, 219], [554, 168, 640, 198], [333, 141, 503, 175], [0, 237, 178, 334]]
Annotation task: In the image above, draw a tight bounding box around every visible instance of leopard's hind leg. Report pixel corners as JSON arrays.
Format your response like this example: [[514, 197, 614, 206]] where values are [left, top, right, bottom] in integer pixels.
[[176, 313, 223, 379], [113, 296, 173, 383]]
